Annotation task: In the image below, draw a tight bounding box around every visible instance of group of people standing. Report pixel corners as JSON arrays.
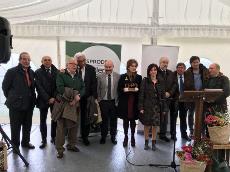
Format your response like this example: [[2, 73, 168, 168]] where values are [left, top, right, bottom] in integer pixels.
[[2, 52, 229, 158]]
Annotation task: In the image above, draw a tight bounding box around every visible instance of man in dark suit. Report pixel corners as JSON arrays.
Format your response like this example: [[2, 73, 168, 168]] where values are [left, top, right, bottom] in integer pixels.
[[157, 57, 177, 142], [2, 52, 36, 152], [74, 52, 97, 146], [97, 60, 120, 144], [174, 63, 191, 141], [35, 56, 58, 148]]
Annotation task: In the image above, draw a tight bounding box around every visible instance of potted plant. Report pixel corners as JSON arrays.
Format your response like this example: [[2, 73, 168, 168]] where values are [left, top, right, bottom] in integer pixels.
[[176, 139, 213, 172], [205, 108, 230, 144]]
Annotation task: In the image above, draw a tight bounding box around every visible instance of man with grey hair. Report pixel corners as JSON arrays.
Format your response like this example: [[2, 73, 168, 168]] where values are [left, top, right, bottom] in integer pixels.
[[74, 52, 97, 146], [205, 63, 230, 112], [97, 60, 120, 144], [157, 57, 178, 142]]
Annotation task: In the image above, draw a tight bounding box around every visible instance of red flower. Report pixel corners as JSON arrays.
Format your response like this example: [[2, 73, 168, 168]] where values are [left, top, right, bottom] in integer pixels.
[[182, 145, 192, 153]]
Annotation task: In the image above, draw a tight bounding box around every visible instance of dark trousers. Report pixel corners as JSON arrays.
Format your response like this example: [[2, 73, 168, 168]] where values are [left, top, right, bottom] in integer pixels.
[[39, 106, 57, 142], [123, 119, 136, 136], [169, 100, 177, 136], [99, 100, 117, 138], [176, 102, 188, 137], [80, 97, 90, 139], [159, 100, 176, 137], [9, 108, 33, 147]]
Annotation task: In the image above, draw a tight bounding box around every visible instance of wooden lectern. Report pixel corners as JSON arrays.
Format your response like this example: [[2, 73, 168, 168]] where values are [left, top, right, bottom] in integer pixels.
[[179, 89, 223, 140]]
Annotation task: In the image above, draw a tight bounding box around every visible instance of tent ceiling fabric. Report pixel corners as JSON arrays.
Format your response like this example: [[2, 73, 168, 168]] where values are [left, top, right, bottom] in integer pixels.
[[2, 0, 230, 38], [0, 0, 92, 24]]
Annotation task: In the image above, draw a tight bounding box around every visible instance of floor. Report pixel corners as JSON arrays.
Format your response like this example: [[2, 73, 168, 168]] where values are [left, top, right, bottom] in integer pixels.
[[0, 122, 191, 172]]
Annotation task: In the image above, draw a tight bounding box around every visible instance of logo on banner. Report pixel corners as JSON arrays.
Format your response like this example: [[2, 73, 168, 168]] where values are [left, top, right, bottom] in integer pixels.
[[83, 45, 120, 74]]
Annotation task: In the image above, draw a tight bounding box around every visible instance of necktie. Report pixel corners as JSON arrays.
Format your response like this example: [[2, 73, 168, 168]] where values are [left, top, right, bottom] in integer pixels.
[[46, 68, 51, 77], [25, 69, 31, 87], [107, 74, 111, 100], [179, 75, 184, 94], [163, 70, 167, 80], [78, 68, 82, 79]]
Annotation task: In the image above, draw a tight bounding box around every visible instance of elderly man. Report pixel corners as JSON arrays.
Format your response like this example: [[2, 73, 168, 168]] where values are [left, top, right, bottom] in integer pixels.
[[157, 57, 177, 142], [97, 60, 120, 144], [35, 56, 58, 148], [55, 58, 85, 158], [74, 52, 97, 146], [2, 52, 36, 152], [205, 63, 230, 112]]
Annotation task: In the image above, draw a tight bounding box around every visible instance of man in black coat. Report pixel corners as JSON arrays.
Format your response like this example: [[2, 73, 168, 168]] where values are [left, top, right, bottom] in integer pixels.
[[205, 63, 230, 112], [2, 52, 36, 152], [157, 57, 178, 142], [35, 56, 58, 148], [74, 52, 97, 146]]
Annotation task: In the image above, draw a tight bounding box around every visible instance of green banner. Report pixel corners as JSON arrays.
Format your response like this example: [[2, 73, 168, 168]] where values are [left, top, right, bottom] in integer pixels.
[[66, 41, 121, 74]]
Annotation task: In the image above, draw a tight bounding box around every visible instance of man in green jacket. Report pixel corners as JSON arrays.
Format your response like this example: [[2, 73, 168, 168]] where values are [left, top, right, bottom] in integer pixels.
[[55, 58, 85, 158]]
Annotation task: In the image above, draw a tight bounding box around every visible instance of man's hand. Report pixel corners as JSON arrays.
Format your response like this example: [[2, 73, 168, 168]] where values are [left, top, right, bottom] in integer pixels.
[[48, 98, 55, 104], [165, 92, 170, 98], [140, 110, 144, 114]]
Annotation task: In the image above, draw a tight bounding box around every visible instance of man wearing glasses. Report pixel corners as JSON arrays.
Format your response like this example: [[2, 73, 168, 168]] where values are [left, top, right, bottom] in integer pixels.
[[55, 58, 85, 158], [2, 52, 36, 152], [35, 56, 59, 148]]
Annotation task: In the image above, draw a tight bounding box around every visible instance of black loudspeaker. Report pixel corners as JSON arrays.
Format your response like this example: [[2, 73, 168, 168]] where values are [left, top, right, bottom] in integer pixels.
[[0, 16, 13, 63]]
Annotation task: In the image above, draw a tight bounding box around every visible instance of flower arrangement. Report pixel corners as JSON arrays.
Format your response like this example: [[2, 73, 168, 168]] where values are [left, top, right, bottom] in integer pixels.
[[204, 107, 230, 144], [204, 107, 230, 127], [176, 138, 213, 165]]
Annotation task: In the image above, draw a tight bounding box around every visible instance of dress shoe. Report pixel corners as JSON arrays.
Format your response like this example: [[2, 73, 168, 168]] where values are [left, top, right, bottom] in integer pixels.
[[67, 146, 80, 152], [159, 136, 170, 142], [39, 142, 47, 149], [111, 137, 117, 145], [83, 138, 90, 146], [50, 138, 55, 144], [57, 152, 64, 159], [182, 135, 191, 141], [100, 138, 106, 144], [21, 143, 35, 149]]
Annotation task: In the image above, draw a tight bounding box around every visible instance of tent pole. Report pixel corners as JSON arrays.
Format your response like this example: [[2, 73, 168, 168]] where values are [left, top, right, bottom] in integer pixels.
[[56, 36, 61, 68]]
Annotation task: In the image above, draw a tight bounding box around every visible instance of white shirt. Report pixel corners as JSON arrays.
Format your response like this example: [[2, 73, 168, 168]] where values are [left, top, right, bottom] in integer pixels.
[[79, 66, 85, 81]]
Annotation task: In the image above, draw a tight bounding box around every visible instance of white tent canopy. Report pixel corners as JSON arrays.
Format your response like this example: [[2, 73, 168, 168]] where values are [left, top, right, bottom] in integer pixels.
[[2, 0, 230, 38]]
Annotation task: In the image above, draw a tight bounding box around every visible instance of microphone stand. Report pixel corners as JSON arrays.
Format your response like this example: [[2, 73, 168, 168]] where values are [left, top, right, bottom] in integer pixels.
[[0, 124, 29, 167]]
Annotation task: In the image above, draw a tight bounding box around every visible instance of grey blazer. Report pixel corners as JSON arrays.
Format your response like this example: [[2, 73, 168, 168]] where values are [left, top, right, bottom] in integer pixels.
[[97, 72, 120, 105]]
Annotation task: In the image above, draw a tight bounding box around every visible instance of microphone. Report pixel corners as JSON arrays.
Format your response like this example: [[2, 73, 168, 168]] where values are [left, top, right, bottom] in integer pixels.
[[0, 16, 13, 63]]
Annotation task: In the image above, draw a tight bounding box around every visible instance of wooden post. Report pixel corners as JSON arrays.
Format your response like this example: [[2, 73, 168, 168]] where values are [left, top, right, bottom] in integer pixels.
[[194, 97, 204, 140]]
